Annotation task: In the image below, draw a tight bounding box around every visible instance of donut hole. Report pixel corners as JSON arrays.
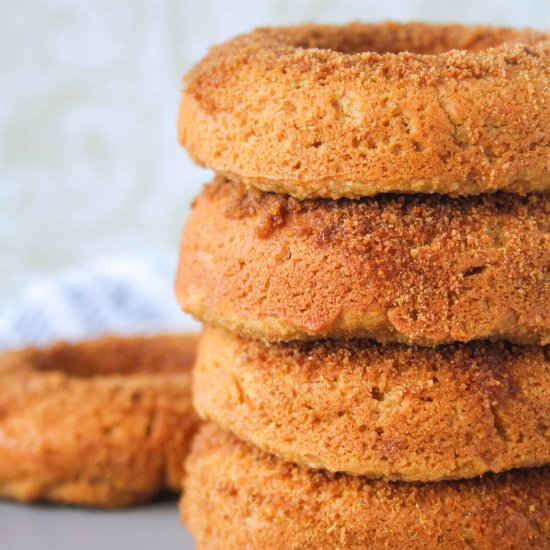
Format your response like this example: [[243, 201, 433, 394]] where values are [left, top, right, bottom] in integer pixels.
[[29, 335, 196, 378], [285, 23, 543, 55]]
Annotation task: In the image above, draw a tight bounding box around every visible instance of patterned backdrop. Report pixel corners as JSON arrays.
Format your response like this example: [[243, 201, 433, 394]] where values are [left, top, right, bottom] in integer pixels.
[[1, 0, 548, 343]]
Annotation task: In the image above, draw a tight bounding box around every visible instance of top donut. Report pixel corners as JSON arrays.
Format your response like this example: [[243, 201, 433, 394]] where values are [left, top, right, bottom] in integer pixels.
[[179, 22, 550, 199]]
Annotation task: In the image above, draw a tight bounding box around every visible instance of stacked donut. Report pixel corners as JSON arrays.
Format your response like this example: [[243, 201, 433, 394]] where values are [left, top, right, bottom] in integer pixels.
[[176, 23, 550, 548]]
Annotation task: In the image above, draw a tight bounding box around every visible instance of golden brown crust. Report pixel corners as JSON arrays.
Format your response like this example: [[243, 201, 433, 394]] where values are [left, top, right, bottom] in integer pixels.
[[194, 327, 550, 482], [179, 22, 550, 199], [0, 334, 200, 508], [182, 425, 550, 550], [176, 179, 550, 345]]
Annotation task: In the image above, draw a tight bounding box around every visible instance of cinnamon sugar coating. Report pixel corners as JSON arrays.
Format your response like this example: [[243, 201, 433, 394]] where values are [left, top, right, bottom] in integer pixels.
[[180, 23, 550, 199], [176, 179, 550, 345], [181, 425, 550, 550], [194, 327, 550, 482], [0, 334, 199, 508]]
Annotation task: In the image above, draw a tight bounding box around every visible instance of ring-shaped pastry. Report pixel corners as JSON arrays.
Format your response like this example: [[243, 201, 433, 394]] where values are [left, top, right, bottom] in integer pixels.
[[0, 334, 199, 507], [177, 179, 550, 345], [194, 326, 550, 482], [179, 22, 550, 199], [182, 425, 550, 549]]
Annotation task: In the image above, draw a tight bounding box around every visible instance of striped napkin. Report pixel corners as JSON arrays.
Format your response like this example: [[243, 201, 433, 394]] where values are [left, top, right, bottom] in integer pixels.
[[0, 252, 199, 350]]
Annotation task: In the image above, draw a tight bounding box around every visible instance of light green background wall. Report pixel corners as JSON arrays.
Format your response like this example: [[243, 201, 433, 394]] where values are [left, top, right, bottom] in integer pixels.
[[1, 0, 549, 303]]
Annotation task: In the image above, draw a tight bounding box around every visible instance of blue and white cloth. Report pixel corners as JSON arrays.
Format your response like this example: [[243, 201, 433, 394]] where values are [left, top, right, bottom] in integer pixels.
[[0, 253, 199, 350]]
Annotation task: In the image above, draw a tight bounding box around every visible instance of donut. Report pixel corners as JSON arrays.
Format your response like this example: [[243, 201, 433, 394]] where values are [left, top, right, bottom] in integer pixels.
[[181, 424, 550, 550], [179, 23, 550, 199], [176, 178, 550, 345], [0, 334, 199, 508], [194, 326, 550, 482]]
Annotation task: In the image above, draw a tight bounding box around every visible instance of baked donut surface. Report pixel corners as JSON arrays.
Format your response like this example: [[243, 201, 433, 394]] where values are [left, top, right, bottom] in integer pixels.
[[181, 424, 550, 550], [0, 334, 199, 508], [179, 22, 550, 199], [176, 179, 550, 345], [194, 326, 550, 482]]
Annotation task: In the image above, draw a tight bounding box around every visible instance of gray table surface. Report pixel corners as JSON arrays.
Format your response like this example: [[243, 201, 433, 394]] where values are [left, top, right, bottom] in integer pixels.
[[0, 500, 194, 550]]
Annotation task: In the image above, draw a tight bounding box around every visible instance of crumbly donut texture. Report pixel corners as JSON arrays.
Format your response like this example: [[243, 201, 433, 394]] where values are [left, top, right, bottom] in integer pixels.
[[180, 23, 550, 199], [181, 425, 550, 550], [0, 334, 199, 508], [176, 179, 550, 345], [194, 326, 550, 482]]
